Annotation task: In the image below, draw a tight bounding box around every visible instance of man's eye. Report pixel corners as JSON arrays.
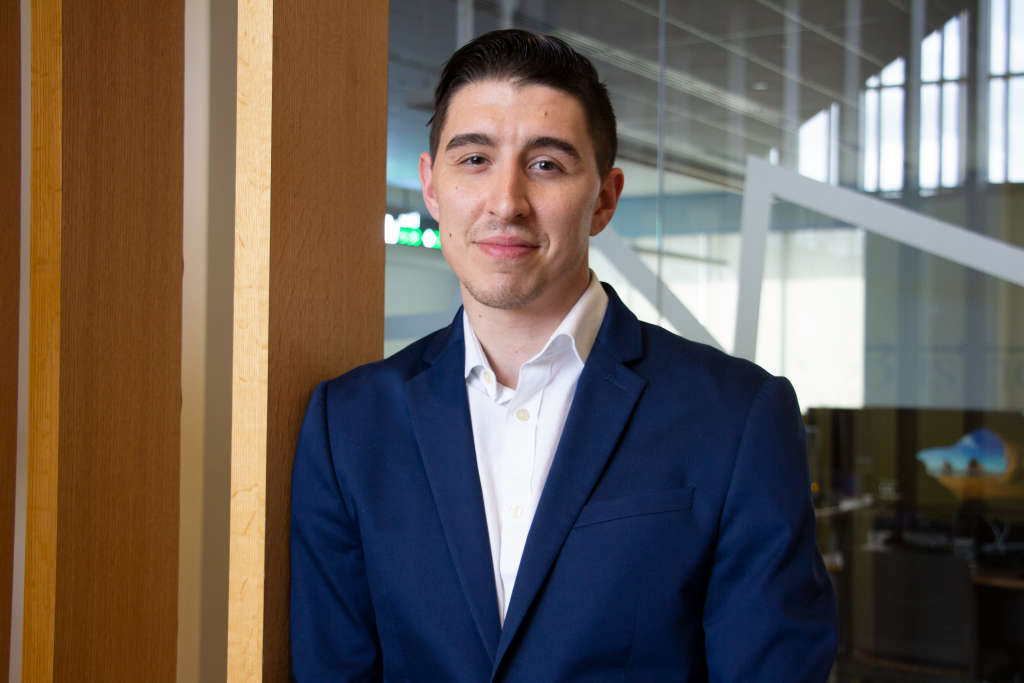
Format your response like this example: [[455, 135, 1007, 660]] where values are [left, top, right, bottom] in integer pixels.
[[533, 160, 559, 172], [465, 155, 487, 165]]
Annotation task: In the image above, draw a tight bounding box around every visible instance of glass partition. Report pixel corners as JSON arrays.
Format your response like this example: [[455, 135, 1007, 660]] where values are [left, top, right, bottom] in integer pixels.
[[386, 1, 1024, 679]]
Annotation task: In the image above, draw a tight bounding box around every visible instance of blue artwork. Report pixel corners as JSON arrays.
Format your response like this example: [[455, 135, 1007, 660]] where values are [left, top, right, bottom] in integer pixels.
[[916, 428, 1007, 477]]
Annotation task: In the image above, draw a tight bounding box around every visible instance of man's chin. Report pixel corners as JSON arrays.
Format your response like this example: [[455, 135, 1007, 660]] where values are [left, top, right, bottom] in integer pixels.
[[463, 279, 544, 311]]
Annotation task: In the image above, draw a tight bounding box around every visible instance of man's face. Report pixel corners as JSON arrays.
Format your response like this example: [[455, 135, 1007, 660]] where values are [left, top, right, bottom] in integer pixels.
[[420, 80, 623, 312]]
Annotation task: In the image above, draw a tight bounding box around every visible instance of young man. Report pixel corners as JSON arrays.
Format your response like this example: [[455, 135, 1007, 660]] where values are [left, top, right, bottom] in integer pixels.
[[291, 29, 837, 681]]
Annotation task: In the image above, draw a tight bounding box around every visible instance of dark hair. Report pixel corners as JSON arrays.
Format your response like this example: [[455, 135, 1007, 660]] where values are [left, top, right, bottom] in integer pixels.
[[428, 29, 618, 178]]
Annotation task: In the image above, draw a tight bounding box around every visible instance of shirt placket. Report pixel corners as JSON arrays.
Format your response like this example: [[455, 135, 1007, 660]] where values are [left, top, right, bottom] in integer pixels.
[[497, 360, 548, 606]]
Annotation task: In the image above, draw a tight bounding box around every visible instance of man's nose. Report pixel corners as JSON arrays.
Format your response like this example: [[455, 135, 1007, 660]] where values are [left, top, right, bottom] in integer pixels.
[[487, 161, 530, 223]]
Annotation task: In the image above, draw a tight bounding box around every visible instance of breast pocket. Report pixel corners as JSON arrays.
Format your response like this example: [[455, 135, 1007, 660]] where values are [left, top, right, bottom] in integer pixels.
[[573, 487, 695, 529]]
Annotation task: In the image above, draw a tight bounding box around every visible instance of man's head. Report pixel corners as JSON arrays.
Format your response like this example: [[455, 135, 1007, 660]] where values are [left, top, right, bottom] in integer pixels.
[[420, 30, 624, 314], [429, 30, 618, 179]]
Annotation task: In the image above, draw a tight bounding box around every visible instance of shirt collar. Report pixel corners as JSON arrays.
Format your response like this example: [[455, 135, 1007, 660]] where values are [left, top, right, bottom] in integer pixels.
[[463, 270, 609, 380]]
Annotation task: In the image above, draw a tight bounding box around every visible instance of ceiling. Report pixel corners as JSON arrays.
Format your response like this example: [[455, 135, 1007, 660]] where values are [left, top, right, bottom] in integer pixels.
[[386, 0, 974, 194]]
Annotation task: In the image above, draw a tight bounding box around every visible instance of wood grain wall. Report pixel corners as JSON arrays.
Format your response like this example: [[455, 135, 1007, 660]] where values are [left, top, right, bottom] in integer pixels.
[[0, 0, 21, 677], [227, 0, 388, 680], [24, 2, 185, 680], [24, 0, 63, 676]]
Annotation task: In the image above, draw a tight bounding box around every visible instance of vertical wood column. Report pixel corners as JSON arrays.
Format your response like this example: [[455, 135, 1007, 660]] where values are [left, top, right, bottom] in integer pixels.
[[24, 0, 62, 675], [0, 0, 21, 677], [227, 1, 388, 680], [23, 2, 184, 681]]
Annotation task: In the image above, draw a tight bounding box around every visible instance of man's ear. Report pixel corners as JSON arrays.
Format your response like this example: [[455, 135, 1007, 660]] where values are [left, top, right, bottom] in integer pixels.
[[590, 167, 625, 237], [419, 152, 441, 222]]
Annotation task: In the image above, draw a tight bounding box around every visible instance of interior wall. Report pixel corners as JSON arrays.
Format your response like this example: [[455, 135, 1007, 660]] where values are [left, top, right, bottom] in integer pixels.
[[8, 2, 29, 679], [199, 0, 236, 679], [6, 1, 233, 679], [8, 2, 234, 680], [226, 1, 388, 677], [18, 2, 186, 678], [179, 0, 235, 681], [180, 0, 211, 679], [0, 0, 20, 677]]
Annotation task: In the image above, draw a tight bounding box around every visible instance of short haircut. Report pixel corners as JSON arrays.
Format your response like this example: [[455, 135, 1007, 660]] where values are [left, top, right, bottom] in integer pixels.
[[428, 29, 618, 178]]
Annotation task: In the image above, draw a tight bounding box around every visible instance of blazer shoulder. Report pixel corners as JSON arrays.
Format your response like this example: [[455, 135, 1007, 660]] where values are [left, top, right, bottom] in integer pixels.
[[322, 327, 444, 401], [637, 321, 773, 397]]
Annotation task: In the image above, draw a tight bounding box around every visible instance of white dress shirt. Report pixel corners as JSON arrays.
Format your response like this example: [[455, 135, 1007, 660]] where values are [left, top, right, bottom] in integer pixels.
[[463, 271, 609, 624]]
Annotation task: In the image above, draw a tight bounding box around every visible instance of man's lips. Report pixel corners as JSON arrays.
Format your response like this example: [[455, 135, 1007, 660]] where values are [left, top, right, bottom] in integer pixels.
[[475, 237, 537, 259]]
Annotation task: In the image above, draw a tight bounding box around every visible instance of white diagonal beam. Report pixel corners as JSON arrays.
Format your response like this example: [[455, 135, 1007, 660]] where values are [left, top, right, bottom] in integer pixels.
[[733, 159, 774, 362], [592, 227, 723, 351], [733, 155, 1024, 361]]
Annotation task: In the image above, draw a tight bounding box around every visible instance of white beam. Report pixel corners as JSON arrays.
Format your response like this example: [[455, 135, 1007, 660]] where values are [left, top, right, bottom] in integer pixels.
[[734, 155, 1024, 361]]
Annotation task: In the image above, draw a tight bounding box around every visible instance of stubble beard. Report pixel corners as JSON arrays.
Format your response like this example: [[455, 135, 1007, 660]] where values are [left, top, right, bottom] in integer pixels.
[[461, 272, 547, 311]]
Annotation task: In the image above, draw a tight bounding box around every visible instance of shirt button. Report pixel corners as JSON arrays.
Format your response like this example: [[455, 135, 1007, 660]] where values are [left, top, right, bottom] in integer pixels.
[[515, 408, 529, 422], [509, 505, 523, 518], [483, 370, 493, 384]]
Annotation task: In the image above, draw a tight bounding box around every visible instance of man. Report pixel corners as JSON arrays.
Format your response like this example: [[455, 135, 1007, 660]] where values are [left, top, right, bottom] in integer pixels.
[[291, 29, 837, 681]]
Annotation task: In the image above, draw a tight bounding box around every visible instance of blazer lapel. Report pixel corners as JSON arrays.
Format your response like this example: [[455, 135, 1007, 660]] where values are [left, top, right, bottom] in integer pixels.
[[405, 315, 502, 663], [491, 288, 648, 676]]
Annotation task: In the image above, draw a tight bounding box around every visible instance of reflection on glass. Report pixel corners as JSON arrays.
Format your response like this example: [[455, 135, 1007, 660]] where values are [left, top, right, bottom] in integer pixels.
[[920, 83, 941, 190], [809, 409, 1024, 682], [862, 87, 880, 192], [799, 108, 831, 184], [862, 58, 906, 193], [917, 427, 1011, 479], [989, 0, 1024, 183], [756, 227, 865, 410], [941, 81, 961, 188], [992, 0, 1009, 76], [990, 77, 1007, 183], [1010, 0, 1024, 74], [879, 86, 905, 192], [918, 15, 964, 191], [1009, 76, 1024, 181], [943, 15, 963, 81], [922, 30, 942, 84], [881, 56, 906, 86]]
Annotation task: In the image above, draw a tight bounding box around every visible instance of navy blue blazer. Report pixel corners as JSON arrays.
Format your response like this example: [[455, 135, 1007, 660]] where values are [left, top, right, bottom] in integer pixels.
[[290, 284, 838, 682]]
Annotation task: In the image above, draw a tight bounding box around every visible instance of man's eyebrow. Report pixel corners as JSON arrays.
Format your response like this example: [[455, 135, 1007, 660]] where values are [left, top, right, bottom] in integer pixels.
[[524, 136, 581, 161], [445, 132, 496, 152]]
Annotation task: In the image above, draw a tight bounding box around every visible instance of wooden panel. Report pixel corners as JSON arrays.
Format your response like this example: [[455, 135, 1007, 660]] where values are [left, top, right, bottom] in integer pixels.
[[227, 0, 273, 678], [24, 1, 185, 680], [227, 0, 388, 680], [0, 0, 20, 677], [264, 1, 388, 677], [24, 1, 62, 678]]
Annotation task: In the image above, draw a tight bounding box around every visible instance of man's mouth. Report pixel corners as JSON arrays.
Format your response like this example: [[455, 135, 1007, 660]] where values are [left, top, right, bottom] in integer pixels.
[[475, 235, 537, 259]]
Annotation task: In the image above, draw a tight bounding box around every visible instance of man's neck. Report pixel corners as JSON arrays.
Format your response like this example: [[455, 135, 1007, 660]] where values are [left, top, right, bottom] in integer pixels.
[[463, 269, 591, 390]]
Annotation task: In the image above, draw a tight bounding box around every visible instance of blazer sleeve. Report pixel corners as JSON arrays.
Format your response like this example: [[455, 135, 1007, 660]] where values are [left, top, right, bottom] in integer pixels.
[[291, 381, 383, 682], [703, 375, 838, 683]]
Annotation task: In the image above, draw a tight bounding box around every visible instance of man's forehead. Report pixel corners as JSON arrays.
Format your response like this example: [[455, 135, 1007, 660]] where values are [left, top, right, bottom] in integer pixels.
[[441, 80, 591, 147]]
